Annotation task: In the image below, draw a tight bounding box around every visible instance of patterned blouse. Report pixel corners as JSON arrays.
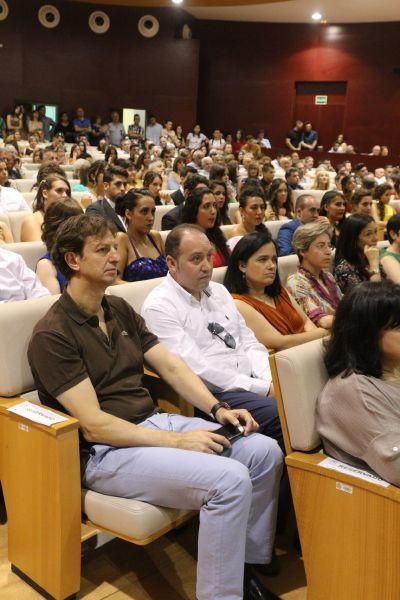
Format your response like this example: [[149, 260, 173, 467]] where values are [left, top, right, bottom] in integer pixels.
[[287, 267, 342, 324], [333, 259, 384, 294]]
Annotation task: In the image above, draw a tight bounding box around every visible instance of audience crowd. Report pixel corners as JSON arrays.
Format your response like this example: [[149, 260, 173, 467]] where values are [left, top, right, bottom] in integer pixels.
[[1, 104, 400, 599]]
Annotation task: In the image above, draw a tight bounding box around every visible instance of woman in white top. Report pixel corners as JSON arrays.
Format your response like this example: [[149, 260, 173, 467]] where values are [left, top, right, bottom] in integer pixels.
[[186, 124, 208, 151]]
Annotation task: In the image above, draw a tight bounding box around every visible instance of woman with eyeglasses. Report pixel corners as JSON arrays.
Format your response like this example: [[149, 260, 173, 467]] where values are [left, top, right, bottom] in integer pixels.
[[224, 231, 328, 351], [181, 187, 231, 268], [287, 222, 342, 330], [317, 280, 400, 486]]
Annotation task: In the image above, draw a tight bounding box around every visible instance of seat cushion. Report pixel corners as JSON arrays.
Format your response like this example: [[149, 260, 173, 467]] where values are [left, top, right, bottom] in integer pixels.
[[82, 489, 193, 541]]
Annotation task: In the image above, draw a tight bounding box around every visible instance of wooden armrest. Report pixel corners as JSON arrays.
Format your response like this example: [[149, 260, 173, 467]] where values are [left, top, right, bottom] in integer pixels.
[[0, 394, 81, 598], [286, 451, 400, 500], [0, 395, 79, 437]]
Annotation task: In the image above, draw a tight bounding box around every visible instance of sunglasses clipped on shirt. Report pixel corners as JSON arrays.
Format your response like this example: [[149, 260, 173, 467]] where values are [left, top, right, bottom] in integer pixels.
[[207, 322, 236, 349]]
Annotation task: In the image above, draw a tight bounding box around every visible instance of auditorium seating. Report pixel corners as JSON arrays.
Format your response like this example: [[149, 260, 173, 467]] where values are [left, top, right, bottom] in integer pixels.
[[6, 241, 46, 271], [0, 211, 29, 242], [10, 179, 36, 193], [270, 340, 400, 600], [154, 204, 174, 230], [0, 296, 196, 600]]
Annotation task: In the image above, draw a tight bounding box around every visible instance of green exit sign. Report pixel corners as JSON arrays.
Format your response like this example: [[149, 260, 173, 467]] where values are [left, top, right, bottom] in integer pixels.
[[315, 95, 328, 105]]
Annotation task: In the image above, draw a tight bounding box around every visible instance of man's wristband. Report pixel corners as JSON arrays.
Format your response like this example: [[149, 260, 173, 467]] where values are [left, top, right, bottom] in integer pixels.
[[209, 401, 230, 420]]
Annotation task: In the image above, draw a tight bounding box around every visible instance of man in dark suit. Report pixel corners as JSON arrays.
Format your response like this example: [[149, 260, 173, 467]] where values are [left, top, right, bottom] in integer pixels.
[[162, 173, 209, 231], [170, 166, 198, 207], [86, 165, 128, 233]]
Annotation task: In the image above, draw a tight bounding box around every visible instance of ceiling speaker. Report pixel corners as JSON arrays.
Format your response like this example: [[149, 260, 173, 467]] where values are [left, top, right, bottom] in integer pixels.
[[138, 15, 159, 39], [38, 4, 60, 29], [0, 0, 9, 22], [89, 11, 110, 34]]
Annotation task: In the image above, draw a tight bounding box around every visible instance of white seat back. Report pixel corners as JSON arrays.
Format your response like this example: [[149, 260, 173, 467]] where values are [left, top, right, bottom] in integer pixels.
[[228, 203, 239, 222], [154, 205, 174, 231], [6, 211, 30, 242], [10, 179, 36, 193], [273, 339, 328, 452], [22, 192, 36, 208], [278, 254, 299, 287], [107, 278, 165, 314], [264, 220, 284, 240], [0, 295, 58, 397], [6, 241, 46, 271]]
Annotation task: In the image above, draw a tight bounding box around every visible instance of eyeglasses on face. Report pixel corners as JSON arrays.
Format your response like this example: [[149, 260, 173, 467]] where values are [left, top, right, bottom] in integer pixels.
[[207, 322, 236, 349]]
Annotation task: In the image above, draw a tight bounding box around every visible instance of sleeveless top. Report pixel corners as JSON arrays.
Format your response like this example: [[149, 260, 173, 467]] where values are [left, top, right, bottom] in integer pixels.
[[232, 288, 305, 335], [38, 252, 68, 292], [381, 249, 400, 263], [123, 234, 168, 282]]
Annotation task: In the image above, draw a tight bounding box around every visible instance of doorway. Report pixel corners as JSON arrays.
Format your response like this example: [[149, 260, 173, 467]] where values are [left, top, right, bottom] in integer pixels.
[[294, 82, 347, 150]]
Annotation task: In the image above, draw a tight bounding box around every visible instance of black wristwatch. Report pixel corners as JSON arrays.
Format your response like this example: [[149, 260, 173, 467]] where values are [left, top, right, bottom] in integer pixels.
[[209, 401, 231, 420]]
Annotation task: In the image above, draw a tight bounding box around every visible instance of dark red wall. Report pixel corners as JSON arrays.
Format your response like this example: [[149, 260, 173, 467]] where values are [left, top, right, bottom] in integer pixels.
[[195, 20, 400, 154], [0, 0, 199, 130], [2, 5, 400, 154]]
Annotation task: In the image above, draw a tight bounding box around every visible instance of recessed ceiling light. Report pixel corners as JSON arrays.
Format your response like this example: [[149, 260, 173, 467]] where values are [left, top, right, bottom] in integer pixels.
[[311, 12, 322, 21], [172, 0, 183, 5]]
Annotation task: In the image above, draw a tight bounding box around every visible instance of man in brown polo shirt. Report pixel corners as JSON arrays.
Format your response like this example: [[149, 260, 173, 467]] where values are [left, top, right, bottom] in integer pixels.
[[28, 214, 282, 600]]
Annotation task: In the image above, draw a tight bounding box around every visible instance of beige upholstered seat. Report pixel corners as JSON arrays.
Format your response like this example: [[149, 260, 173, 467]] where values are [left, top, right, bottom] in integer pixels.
[[154, 204, 174, 230], [278, 254, 299, 287], [273, 339, 326, 452], [7, 211, 32, 242], [6, 241, 46, 271], [107, 277, 164, 313], [10, 179, 36, 193], [82, 491, 190, 541], [228, 202, 239, 222], [22, 191, 36, 208], [264, 219, 284, 240]]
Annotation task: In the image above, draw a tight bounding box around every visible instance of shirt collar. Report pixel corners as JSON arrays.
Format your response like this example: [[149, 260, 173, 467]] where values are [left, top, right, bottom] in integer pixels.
[[59, 290, 112, 326], [165, 272, 212, 304]]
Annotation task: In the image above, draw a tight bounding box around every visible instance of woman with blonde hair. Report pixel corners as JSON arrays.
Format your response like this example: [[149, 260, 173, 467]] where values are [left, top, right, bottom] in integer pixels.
[[312, 169, 330, 191]]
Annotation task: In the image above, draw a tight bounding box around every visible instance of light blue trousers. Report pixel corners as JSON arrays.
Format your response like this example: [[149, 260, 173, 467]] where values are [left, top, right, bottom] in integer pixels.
[[83, 413, 283, 600]]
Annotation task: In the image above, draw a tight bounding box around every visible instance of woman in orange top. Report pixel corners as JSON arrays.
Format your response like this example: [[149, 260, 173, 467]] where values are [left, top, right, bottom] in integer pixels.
[[223, 230, 328, 350]]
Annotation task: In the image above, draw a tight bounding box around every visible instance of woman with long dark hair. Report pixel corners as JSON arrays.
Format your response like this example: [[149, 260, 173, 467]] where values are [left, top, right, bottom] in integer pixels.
[[210, 180, 231, 226], [115, 190, 167, 282], [36, 198, 83, 293], [319, 190, 346, 246], [317, 280, 400, 486], [225, 187, 265, 249], [373, 182, 395, 225], [223, 230, 327, 350], [333, 213, 382, 293], [265, 178, 294, 221], [181, 187, 230, 267]]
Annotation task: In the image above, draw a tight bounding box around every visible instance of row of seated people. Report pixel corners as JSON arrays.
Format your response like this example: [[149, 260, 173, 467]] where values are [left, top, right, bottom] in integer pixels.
[[3, 191, 400, 347], [1, 212, 399, 599]]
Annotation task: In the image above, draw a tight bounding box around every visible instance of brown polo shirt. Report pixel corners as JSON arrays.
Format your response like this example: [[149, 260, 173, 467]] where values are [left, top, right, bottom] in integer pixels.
[[28, 291, 160, 458]]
